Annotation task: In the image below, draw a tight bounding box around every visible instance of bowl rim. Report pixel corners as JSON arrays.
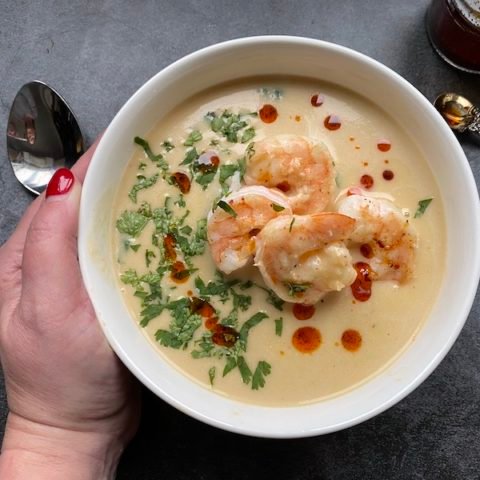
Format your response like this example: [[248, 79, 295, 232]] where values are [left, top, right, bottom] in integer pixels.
[[79, 35, 480, 438]]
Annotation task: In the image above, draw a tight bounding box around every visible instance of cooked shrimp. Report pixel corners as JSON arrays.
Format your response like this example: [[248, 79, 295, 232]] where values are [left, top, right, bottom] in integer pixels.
[[254, 213, 356, 304], [336, 190, 417, 282], [244, 135, 335, 214], [207, 186, 292, 274]]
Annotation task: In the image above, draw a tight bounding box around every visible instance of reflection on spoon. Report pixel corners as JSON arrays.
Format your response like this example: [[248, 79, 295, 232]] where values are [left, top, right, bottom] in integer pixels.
[[6, 81, 85, 195], [434, 92, 480, 134]]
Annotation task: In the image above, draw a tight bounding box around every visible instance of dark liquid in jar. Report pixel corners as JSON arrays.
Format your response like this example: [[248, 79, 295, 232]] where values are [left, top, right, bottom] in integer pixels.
[[427, 0, 480, 73]]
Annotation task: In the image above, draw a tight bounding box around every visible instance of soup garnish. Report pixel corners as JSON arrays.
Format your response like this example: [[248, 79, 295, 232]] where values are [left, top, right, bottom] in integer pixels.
[[113, 78, 444, 405]]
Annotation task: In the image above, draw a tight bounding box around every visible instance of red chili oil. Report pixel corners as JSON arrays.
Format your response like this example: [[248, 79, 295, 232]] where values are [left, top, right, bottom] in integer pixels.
[[324, 114, 342, 130], [259, 104, 278, 123], [360, 174, 374, 189], [341, 329, 362, 352], [197, 151, 220, 173], [212, 325, 239, 347], [292, 327, 321, 353], [163, 234, 177, 261], [171, 172, 191, 193], [292, 304, 316, 320], [383, 170, 394, 181], [170, 261, 190, 283], [377, 140, 391, 152], [351, 262, 374, 302], [310, 94, 325, 107]]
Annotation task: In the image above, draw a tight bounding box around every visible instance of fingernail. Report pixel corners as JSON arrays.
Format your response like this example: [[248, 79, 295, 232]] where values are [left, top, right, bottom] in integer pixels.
[[46, 168, 74, 199]]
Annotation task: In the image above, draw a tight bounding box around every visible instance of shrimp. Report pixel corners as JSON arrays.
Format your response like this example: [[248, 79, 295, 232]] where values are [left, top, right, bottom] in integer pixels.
[[244, 135, 335, 214], [207, 185, 292, 274], [254, 213, 357, 304], [336, 190, 417, 282]]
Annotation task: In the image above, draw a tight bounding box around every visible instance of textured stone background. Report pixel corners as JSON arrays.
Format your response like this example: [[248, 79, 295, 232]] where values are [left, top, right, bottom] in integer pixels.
[[1, 1, 479, 479]]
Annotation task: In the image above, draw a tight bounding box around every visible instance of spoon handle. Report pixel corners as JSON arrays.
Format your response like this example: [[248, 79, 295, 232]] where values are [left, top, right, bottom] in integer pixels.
[[467, 107, 480, 134]]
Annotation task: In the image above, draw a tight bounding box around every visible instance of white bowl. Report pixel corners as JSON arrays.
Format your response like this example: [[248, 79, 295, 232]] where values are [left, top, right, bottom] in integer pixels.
[[78, 36, 480, 438]]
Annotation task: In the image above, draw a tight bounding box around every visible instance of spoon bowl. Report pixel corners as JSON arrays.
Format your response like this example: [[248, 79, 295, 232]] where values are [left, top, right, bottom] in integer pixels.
[[6, 81, 85, 195], [434, 92, 480, 134]]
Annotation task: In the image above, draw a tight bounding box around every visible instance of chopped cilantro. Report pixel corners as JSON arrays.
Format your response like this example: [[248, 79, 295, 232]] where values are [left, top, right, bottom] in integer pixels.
[[240, 127, 255, 144], [275, 318, 283, 336], [289, 217, 296, 232], [206, 110, 255, 143], [145, 249, 156, 267], [128, 173, 159, 203], [258, 87, 283, 100], [174, 194, 186, 208], [184, 130, 203, 146], [155, 298, 202, 349], [116, 210, 150, 237], [217, 200, 237, 218], [134, 137, 169, 174], [180, 147, 199, 166], [162, 139, 175, 152], [414, 198, 433, 218], [141, 304, 166, 327], [272, 203, 285, 212], [283, 282, 311, 297], [208, 366, 216, 385], [195, 171, 217, 189], [130, 243, 141, 252], [237, 356, 252, 384], [252, 361, 271, 390], [239, 312, 268, 350], [223, 356, 237, 377], [218, 157, 247, 193]]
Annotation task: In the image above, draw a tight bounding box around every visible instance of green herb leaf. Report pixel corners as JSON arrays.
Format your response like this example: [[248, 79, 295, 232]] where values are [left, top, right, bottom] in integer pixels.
[[251, 361, 271, 390], [265, 289, 284, 311], [184, 130, 203, 146], [414, 198, 433, 218], [128, 173, 159, 203], [140, 304, 166, 327], [283, 282, 311, 297], [162, 140, 175, 152], [207, 110, 255, 144], [275, 318, 283, 336], [145, 249, 156, 267], [134, 137, 169, 173], [180, 147, 199, 166], [157, 298, 202, 349], [272, 203, 285, 212], [241, 127, 255, 144], [175, 194, 186, 208], [130, 244, 141, 252], [208, 366, 216, 386], [116, 211, 150, 237], [155, 330, 183, 349], [195, 171, 217, 189], [223, 356, 237, 377], [217, 200, 237, 218], [239, 312, 268, 350], [237, 356, 252, 384], [289, 217, 296, 232]]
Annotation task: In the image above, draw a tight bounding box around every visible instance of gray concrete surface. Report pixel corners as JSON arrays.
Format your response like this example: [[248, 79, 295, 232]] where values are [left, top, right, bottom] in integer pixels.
[[1, 1, 479, 478]]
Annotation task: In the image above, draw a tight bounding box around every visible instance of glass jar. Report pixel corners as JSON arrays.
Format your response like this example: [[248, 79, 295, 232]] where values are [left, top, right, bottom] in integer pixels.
[[426, 0, 480, 73]]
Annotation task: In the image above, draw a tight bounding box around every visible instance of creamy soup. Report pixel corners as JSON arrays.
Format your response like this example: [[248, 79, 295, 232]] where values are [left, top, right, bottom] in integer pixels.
[[112, 77, 445, 406]]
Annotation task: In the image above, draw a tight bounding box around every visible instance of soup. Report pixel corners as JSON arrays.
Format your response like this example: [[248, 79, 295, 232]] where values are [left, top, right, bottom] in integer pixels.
[[112, 77, 445, 406]]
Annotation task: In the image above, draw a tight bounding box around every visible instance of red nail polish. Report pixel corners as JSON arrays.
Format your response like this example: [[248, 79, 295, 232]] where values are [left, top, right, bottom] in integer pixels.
[[46, 168, 74, 198]]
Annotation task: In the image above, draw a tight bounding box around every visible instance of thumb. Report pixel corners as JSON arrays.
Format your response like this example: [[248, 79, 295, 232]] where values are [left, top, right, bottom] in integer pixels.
[[20, 168, 89, 329]]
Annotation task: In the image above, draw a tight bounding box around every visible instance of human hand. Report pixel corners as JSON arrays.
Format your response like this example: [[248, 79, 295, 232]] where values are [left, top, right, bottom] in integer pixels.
[[0, 138, 140, 480]]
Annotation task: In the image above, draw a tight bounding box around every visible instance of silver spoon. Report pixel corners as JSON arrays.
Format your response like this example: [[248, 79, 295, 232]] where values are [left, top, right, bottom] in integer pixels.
[[6, 81, 85, 195], [434, 92, 480, 135]]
